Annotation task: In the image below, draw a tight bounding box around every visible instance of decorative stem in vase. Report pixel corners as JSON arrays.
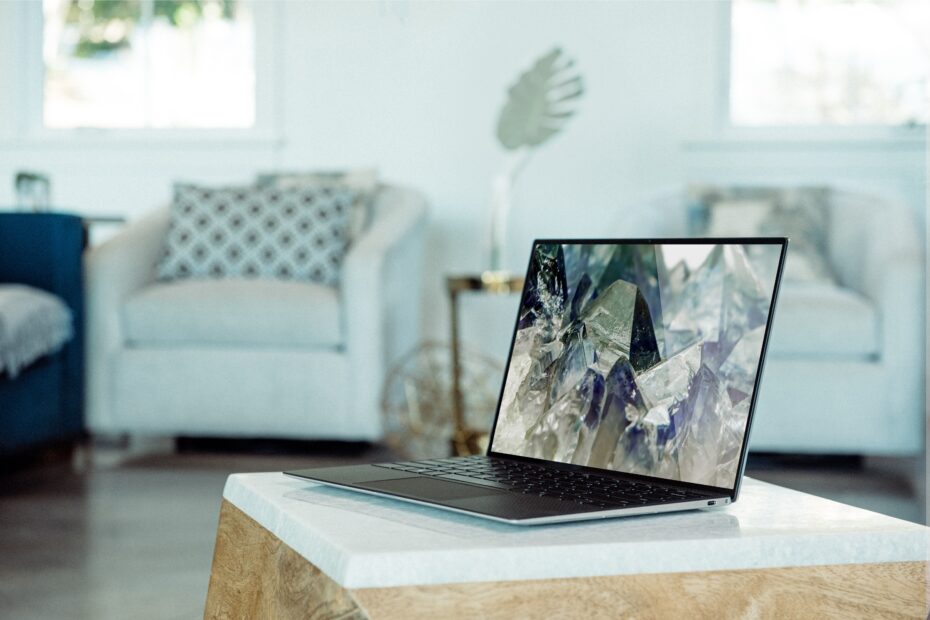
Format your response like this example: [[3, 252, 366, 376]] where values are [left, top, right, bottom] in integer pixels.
[[487, 150, 528, 273]]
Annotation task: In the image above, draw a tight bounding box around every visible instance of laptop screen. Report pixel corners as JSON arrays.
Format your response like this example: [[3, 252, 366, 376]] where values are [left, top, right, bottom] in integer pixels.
[[489, 240, 785, 490]]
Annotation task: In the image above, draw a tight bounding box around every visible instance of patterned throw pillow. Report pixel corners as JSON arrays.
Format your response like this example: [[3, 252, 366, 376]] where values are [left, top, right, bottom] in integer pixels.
[[255, 168, 378, 241], [687, 185, 835, 284], [156, 183, 357, 287]]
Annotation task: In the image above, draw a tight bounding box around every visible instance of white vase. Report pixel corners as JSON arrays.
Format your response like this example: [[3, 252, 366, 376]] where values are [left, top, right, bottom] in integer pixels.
[[487, 150, 529, 272]]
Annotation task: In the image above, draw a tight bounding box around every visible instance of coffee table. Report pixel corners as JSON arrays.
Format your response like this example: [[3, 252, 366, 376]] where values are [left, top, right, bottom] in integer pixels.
[[205, 472, 929, 619]]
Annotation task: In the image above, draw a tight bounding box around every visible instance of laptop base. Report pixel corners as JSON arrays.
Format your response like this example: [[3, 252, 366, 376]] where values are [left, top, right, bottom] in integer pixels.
[[285, 457, 728, 526]]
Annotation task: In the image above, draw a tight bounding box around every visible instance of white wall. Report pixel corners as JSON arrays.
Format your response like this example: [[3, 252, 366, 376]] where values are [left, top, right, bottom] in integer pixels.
[[272, 0, 724, 359], [0, 0, 924, 364]]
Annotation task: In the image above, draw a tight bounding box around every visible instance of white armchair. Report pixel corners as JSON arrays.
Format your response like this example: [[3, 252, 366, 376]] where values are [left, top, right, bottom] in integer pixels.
[[632, 188, 925, 456], [754, 190, 924, 455], [85, 184, 427, 441]]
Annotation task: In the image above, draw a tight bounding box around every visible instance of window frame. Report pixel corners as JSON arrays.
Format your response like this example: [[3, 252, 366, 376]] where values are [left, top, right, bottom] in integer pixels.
[[16, 0, 282, 145], [715, 0, 927, 147]]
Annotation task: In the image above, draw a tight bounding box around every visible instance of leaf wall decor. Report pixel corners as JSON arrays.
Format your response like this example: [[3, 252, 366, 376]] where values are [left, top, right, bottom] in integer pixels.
[[496, 47, 584, 151]]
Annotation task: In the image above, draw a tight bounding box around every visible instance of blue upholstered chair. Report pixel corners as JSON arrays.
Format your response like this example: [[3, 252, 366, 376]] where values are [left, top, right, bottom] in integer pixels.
[[0, 213, 85, 455]]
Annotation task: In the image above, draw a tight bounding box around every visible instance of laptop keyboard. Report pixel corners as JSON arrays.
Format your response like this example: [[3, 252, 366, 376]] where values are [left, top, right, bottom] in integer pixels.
[[374, 455, 710, 510]]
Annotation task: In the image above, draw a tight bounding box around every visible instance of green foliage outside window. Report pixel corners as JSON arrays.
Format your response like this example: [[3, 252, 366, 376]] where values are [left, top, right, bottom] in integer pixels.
[[63, 0, 238, 58]]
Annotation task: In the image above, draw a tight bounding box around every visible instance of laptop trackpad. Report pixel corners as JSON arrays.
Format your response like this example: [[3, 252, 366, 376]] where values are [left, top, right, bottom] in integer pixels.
[[361, 477, 504, 501]]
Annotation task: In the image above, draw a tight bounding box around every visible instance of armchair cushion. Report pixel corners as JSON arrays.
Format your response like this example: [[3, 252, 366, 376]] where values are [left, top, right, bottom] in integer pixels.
[[767, 282, 878, 358], [123, 279, 342, 348]]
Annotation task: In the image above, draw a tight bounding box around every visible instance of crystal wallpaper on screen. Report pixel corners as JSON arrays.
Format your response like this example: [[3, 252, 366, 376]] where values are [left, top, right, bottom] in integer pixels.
[[491, 243, 781, 488]]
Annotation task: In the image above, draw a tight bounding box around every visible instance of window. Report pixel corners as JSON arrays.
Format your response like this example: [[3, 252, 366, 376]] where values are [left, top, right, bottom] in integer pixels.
[[729, 0, 929, 127], [42, 0, 255, 129]]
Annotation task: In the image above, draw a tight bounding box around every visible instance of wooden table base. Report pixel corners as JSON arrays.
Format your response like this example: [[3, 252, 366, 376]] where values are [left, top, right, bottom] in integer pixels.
[[205, 499, 930, 619]]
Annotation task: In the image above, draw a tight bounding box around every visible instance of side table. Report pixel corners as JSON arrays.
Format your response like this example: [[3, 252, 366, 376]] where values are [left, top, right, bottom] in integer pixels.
[[205, 472, 930, 619], [81, 214, 127, 247], [446, 271, 523, 456]]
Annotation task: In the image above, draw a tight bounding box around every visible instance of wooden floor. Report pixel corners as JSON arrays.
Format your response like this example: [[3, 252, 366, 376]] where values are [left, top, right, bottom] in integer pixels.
[[0, 445, 922, 620]]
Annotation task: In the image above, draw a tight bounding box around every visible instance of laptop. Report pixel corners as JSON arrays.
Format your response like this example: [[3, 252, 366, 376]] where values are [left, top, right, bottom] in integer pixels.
[[287, 238, 788, 525]]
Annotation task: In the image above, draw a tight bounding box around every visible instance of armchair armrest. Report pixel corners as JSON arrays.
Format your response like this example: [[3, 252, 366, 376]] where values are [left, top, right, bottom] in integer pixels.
[[835, 193, 925, 450], [85, 206, 170, 430], [341, 185, 428, 437], [864, 247, 925, 449]]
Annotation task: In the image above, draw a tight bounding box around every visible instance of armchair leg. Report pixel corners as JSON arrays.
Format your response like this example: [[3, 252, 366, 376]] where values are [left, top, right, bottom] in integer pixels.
[[83, 434, 174, 468], [70, 437, 92, 473]]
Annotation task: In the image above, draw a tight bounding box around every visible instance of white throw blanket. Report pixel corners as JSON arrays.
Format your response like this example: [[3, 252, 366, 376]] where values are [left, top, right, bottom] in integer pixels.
[[0, 284, 73, 378]]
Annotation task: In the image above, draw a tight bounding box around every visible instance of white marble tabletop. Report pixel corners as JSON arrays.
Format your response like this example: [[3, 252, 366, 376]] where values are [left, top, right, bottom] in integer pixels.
[[222, 472, 929, 589]]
